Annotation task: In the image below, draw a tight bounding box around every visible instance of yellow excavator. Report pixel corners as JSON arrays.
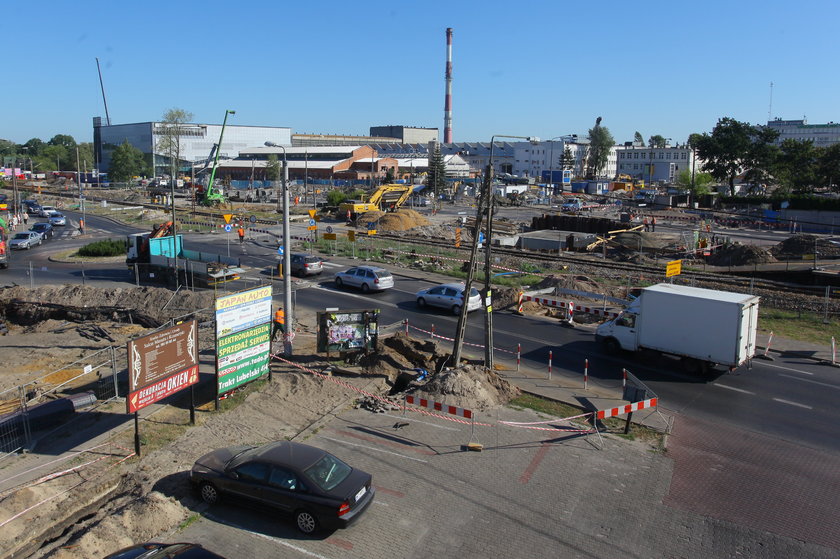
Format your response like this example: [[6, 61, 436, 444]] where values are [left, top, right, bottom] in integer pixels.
[[339, 183, 415, 218]]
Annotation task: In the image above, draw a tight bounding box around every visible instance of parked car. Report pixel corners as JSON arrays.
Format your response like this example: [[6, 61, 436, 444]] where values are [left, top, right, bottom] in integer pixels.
[[22, 199, 41, 213], [415, 282, 481, 314], [290, 253, 323, 277], [191, 440, 375, 534], [103, 542, 227, 559], [38, 205, 58, 217], [9, 231, 43, 250], [48, 213, 67, 226], [334, 266, 394, 292], [30, 222, 54, 239]]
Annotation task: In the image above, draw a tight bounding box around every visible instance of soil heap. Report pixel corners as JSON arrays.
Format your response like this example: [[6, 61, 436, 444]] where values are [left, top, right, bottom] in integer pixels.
[[770, 234, 840, 260], [408, 364, 520, 412], [705, 243, 777, 266], [355, 209, 430, 232]]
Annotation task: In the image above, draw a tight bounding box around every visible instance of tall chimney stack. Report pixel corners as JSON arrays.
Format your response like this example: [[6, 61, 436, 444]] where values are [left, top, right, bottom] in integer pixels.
[[444, 27, 453, 144]]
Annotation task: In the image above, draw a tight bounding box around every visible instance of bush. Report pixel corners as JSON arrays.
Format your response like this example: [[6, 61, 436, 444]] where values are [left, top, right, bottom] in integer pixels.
[[77, 238, 128, 257], [326, 189, 347, 206]]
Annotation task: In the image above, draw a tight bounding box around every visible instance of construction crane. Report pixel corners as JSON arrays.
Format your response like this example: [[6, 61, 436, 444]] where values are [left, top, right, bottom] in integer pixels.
[[201, 110, 235, 207]]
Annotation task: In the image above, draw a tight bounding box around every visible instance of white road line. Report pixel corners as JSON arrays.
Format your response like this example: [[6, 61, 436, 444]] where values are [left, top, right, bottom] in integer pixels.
[[205, 514, 332, 559], [763, 362, 814, 375], [712, 383, 756, 395], [778, 373, 840, 390], [319, 436, 429, 463], [378, 412, 461, 431], [772, 398, 813, 409]]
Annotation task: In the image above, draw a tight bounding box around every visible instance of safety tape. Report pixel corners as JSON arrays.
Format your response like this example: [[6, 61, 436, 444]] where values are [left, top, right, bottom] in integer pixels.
[[405, 324, 517, 355]]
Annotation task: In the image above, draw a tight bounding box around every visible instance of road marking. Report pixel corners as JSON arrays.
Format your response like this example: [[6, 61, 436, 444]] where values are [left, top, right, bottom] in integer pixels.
[[778, 373, 840, 390], [204, 514, 333, 559], [763, 362, 814, 375], [320, 436, 429, 463], [772, 398, 813, 409], [520, 443, 550, 484], [712, 383, 755, 395]]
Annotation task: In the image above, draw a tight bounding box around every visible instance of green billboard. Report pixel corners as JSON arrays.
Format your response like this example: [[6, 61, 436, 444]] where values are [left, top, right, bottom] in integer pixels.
[[217, 322, 271, 394]]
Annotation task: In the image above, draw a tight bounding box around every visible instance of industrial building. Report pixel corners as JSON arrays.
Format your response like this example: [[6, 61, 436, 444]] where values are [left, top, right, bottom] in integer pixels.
[[766, 118, 840, 148]]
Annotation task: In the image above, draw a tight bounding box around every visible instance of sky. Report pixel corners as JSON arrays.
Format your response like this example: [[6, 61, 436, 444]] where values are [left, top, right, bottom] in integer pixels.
[[5, 0, 839, 147]]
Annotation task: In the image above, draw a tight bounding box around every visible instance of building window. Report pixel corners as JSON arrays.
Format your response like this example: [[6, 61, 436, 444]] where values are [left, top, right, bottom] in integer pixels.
[[681, 153, 687, 159], [666, 153, 671, 159]]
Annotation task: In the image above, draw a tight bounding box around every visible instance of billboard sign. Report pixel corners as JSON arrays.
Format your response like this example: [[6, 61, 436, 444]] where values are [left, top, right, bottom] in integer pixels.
[[215, 286, 274, 395], [127, 320, 199, 413], [317, 309, 379, 353], [215, 286, 273, 337]]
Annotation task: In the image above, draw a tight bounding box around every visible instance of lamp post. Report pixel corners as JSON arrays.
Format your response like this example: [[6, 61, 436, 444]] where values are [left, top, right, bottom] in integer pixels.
[[452, 134, 540, 370], [265, 141, 293, 356]]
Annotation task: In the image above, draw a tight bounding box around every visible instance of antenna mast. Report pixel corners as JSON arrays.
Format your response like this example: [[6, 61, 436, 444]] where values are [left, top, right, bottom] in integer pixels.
[[96, 57, 112, 126], [768, 81, 773, 122]]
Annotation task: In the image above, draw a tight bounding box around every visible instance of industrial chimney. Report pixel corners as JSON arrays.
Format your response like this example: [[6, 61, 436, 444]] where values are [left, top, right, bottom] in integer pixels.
[[443, 28, 453, 144]]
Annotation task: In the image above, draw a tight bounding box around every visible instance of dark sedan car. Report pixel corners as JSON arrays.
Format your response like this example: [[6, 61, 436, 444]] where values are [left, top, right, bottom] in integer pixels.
[[30, 222, 54, 239], [103, 542, 226, 559], [191, 440, 374, 534]]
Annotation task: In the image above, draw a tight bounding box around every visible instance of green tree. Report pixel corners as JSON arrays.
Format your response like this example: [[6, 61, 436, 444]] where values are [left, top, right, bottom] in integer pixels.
[[40, 144, 68, 171], [694, 117, 754, 196], [22, 138, 45, 156], [48, 134, 78, 152], [742, 126, 780, 190], [634, 131, 644, 145], [326, 189, 346, 206], [648, 135, 667, 148], [384, 166, 396, 183], [426, 143, 447, 202], [676, 168, 713, 195], [817, 144, 840, 191], [156, 108, 194, 179], [585, 117, 614, 179], [774, 139, 817, 193], [265, 154, 280, 181], [109, 140, 148, 182]]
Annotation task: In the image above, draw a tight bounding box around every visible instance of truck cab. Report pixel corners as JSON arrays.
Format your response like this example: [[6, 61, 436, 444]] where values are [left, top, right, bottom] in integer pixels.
[[595, 304, 640, 354]]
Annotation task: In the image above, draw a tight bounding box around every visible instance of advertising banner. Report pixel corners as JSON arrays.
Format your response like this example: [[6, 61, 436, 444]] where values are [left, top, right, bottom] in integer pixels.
[[215, 285, 273, 337], [317, 309, 379, 353], [217, 322, 271, 394], [127, 320, 199, 413]]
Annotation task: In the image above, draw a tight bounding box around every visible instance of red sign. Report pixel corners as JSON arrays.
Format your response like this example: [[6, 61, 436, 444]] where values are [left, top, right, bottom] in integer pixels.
[[127, 365, 199, 413]]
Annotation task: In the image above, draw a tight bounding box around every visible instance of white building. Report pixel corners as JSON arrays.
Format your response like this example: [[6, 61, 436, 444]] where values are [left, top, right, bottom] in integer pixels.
[[766, 118, 840, 148], [615, 145, 695, 184]]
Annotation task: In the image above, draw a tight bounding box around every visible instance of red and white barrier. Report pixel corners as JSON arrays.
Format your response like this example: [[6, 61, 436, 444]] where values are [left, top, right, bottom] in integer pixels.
[[548, 350, 553, 379], [595, 398, 658, 420], [405, 395, 473, 419], [584, 359, 589, 390], [519, 294, 619, 319]]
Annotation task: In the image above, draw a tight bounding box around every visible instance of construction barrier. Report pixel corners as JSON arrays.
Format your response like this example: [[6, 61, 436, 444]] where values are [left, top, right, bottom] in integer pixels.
[[595, 398, 658, 420], [519, 294, 619, 319], [404, 395, 473, 419]]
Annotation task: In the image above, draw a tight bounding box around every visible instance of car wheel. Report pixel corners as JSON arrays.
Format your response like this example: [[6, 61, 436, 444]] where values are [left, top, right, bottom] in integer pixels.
[[361, 283, 370, 293], [452, 304, 461, 315], [335, 276, 343, 287], [295, 509, 319, 535], [199, 482, 219, 505], [417, 297, 426, 308]]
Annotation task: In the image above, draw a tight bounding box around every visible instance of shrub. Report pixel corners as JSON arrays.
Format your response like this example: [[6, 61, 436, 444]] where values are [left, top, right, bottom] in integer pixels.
[[77, 238, 128, 257]]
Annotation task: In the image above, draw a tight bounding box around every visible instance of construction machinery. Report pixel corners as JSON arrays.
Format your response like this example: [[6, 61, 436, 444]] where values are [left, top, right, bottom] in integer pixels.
[[200, 110, 235, 207], [339, 183, 414, 218]]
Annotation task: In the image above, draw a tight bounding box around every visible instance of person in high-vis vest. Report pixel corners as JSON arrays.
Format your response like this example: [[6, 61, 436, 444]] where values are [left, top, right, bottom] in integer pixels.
[[272, 307, 285, 341]]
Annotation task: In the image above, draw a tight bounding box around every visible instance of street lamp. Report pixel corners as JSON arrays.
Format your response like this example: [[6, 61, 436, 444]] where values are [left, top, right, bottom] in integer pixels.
[[265, 141, 293, 356], [452, 134, 540, 370]]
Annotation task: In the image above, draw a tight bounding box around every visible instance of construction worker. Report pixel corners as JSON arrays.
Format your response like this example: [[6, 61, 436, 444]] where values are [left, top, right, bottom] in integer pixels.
[[78, 218, 84, 235], [643, 216, 650, 232], [272, 307, 285, 341], [237, 225, 245, 244], [651, 215, 656, 232]]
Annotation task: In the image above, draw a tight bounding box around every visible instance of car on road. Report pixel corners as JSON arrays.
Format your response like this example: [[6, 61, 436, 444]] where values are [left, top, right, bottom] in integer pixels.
[[290, 253, 323, 277], [38, 205, 58, 217], [30, 222, 54, 239], [9, 231, 43, 250], [48, 213, 67, 226], [334, 265, 394, 292], [103, 542, 227, 559], [22, 199, 41, 213], [416, 282, 481, 314], [191, 440, 375, 535]]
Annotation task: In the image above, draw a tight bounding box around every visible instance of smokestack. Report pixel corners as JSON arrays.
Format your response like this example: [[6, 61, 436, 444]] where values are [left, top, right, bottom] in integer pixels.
[[444, 27, 453, 144]]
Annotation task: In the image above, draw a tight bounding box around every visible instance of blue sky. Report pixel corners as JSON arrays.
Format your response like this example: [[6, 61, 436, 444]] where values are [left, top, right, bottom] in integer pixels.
[[6, 0, 838, 146]]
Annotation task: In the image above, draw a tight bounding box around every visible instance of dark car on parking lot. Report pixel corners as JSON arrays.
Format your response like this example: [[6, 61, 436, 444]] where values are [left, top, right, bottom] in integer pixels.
[[103, 542, 226, 559], [191, 440, 375, 534], [290, 253, 324, 277], [30, 222, 54, 239]]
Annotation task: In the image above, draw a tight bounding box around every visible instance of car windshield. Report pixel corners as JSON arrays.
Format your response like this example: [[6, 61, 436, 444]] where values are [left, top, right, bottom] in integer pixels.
[[304, 453, 352, 491], [13, 233, 30, 239]]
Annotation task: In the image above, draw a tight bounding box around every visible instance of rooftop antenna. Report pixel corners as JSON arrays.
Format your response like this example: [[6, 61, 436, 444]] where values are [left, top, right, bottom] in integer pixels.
[[96, 57, 112, 126], [767, 81, 773, 122]]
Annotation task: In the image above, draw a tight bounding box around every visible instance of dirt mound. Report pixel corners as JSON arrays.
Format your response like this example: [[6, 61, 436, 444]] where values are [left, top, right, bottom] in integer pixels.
[[610, 231, 667, 251], [533, 274, 605, 299], [706, 243, 777, 266], [770, 234, 840, 259], [356, 209, 430, 232], [409, 364, 520, 412], [356, 333, 449, 380]]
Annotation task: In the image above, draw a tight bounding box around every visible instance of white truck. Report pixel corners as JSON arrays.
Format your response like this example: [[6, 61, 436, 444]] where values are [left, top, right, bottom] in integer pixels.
[[595, 283, 760, 375]]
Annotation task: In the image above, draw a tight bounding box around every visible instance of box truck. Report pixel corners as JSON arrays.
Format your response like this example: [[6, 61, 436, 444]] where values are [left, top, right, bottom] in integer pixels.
[[595, 283, 759, 375]]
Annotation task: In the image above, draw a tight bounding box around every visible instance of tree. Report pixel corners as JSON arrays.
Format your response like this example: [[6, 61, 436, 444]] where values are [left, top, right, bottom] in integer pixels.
[[265, 154, 280, 181], [694, 118, 753, 196], [585, 117, 614, 179], [676, 168, 713, 195], [326, 189, 346, 206], [109, 140, 148, 182], [384, 166, 396, 183], [648, 135, 667, 148], [40, 144, 68, 171], [774, 139, 817, 193], [742, 126, 780, 189], [634, 131, 644, 146], [48, 134, 78, 152], [817, 144, 840, 191], [559, 146, 574, 171], [426, 143, 447, 202], [22, 138, 45, 156], [156, 108, 194, 179]]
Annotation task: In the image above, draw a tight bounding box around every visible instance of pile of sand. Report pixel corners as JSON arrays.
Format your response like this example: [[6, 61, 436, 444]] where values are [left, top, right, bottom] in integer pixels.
[[770, 234, 840, 260], [706, 243, 777, 266], [409, 364, 520, 412], [356, 209, 430, 232]]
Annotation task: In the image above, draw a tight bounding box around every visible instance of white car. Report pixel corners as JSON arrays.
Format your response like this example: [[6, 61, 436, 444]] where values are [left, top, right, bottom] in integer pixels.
[[9, 231, 43, 250], [48, 213, 67, 226], [416, 282, 482, 315], [334, 266, 394, 292], [38, 205, 58, 217]]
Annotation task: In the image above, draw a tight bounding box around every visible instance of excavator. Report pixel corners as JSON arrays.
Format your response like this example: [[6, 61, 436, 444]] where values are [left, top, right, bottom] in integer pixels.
[[339, 183, 414, 218], [199, 110, 234, 207]]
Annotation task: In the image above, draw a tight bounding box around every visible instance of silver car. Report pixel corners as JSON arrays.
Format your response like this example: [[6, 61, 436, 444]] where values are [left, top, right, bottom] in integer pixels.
[[416, 282, 482, 315], [290, 253, 323, 277], [334, 266, 394, 293], [9, 231, 43, 250], [49, 213, 67, 226]]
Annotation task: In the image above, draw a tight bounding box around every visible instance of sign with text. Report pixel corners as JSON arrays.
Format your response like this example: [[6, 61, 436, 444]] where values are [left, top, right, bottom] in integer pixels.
[[215, 286, 273, 337], [665, 259, 682, 277], [317, 309, 379, 353], [127, 320, 199, 413], [217, 323, 271, 394]]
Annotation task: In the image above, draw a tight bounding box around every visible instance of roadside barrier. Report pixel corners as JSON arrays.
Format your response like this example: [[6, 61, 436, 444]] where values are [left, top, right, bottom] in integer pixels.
[[404, 395, 472, 419], [595, 398, 658, 420], [519, 294, 619, 319]]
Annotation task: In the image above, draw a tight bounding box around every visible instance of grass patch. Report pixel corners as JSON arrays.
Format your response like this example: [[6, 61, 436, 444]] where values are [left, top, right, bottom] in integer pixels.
[[178, 513, 201, 531], [758, 308, 840, 344], [508, 393, 583, 418]]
